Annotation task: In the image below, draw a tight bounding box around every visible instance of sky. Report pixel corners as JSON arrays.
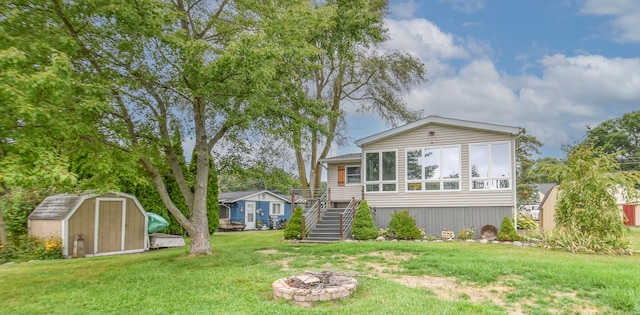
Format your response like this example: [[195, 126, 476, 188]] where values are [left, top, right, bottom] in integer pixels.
[[334, 0, 640, 159]]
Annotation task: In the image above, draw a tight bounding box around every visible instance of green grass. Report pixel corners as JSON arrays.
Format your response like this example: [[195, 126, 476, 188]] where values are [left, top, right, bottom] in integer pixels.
[[1, 231, 639, 314]]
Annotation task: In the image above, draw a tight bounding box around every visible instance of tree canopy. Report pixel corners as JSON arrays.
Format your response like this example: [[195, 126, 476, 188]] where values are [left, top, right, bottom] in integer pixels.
[[2, 0, 335, 254], [586, 110, 640, 171]]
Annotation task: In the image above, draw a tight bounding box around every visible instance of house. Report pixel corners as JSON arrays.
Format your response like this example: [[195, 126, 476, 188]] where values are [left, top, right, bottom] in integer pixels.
[[218, 190, 292, 230], [28, 192, 148, 257], [321, 115, 520, 238], [540, 185, 640, 230]]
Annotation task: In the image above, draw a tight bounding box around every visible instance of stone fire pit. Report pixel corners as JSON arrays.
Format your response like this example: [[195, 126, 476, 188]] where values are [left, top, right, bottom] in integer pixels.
[[272, 271, 358, 302]]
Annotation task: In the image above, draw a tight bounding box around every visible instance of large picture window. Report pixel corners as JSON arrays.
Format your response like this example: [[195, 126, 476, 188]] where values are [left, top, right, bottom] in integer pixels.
[[470, 142, 511, 190], [406, 146, 460, 191], [365, 151, 397, 192]]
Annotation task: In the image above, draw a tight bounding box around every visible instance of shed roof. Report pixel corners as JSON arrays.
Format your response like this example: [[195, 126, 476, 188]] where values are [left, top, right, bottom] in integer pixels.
[[217, 190, 290, 204], [29, 194, 84, 220], [355, 115, 521, 147], [29, 192, 140, 220]]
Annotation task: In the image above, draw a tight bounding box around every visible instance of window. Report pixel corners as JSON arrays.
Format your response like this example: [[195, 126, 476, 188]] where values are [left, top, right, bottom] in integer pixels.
[[470, 142, 511, 190], [365, 151, 397, 192], [346, 166, 361, 184], [406, 146, 460, 191], [338, 165, 361, 186], [270, 203, 283, 215]]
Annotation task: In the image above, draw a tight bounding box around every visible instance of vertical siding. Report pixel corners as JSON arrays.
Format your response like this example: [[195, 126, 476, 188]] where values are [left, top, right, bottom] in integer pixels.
[[68, 198, 96, 255], [362, 123, 516, 208], [539, 186, 559, 230], [124, 199, 145, 250], [97, 200, 123, 254], [374, 206, 512, 238]]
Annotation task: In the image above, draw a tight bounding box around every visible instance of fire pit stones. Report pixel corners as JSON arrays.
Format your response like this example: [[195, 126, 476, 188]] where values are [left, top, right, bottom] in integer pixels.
[[272, 271, 358, 302]]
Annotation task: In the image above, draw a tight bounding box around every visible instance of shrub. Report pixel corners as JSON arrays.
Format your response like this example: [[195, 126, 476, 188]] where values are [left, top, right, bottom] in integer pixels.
[[457, 227, 475, 240], [283, 206, 304, 240], [351, 200, 378, 240], [539, 228, 632, 255], [1, 189, 49, 239], [497, 217, 520, 241], [516, 215, 538, 230], [387, 210, 421, 240], [0, 235, 63, 262]]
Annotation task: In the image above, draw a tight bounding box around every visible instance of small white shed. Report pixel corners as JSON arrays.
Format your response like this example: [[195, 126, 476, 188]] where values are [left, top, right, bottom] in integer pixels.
[[29, 192, 149, 257]]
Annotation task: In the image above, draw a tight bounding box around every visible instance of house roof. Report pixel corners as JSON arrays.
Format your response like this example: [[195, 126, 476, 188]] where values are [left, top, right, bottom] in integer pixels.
[[217, 190, 290, 204], [319, 153, 362, 164], [536, 183, 557, 196], [29, 192, 139, 220], [355, 115, 521, 147]]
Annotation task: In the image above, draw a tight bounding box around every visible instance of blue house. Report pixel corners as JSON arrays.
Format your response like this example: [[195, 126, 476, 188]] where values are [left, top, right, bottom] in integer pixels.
[[218, 190, 292, 230]]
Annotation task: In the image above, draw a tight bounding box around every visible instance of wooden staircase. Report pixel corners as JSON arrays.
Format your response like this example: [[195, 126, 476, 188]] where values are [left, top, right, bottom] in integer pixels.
[[304, 208, 345, 242]]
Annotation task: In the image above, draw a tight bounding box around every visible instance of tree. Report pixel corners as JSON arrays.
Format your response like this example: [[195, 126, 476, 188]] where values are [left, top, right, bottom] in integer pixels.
[[515, 129, 543, 205], [351, 200, 378, 240], [586, 110, 640, 171], [2, 1, 331, 254], [553, 142, 640, 242], [281, 0, 426, 194]]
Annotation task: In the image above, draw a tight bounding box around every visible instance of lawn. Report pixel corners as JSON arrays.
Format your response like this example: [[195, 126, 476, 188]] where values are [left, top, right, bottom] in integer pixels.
[[1, 230, 640, 315]]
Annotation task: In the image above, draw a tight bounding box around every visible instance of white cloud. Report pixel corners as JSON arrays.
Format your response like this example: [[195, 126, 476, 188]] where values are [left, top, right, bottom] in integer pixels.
[[337, 15, 640, 158], [579, 0, 640, 42], [384, 18, 469, 76], [390, 0, 420, 19], [439, 0, 485, 13]]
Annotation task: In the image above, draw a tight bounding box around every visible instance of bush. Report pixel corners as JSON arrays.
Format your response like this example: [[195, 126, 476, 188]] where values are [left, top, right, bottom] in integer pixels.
[[517, 215, 538, 230], [388, 210, 422, 240], [0, 235, 63, 262], [497, 217, 520, 241], [283, 206, 304, 240], [1, 189, 49, 239], [351, 201, 378, 240], [539, 228, 632, 255], [457, 227, 475, 240]]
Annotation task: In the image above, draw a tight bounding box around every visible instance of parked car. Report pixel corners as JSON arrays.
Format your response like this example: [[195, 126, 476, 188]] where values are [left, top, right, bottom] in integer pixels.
[[520, 204, 540, 221]]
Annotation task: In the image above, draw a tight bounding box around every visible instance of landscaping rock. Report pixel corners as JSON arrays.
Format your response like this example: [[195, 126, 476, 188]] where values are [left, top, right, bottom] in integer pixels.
[[513, 241, 523, 246], [479, 239, 489, 244], [375, 236, 385, 242], [465, 239, 477, 243]]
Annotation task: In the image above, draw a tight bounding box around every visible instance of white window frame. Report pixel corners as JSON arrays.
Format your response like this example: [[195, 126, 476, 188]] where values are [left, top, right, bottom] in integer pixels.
[[270, 202, 283, 216], [469, 141, 512, 191], [364, 150, 397, 193], [405, 146, 461, 192], [345, 165, 361, 185]]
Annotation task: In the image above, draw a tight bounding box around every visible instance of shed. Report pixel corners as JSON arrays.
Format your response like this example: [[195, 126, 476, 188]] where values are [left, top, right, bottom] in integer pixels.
[[29, 192, 149, 257]]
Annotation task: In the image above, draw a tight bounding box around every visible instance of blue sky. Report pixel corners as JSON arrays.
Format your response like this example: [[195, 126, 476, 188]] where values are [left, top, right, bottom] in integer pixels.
[[334, 0, 640, 159]]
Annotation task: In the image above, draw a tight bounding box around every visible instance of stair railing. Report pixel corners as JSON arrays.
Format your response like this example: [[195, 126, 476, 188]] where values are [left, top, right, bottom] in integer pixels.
[[301, 189, 329, 240], [340, 197, 358, 240]]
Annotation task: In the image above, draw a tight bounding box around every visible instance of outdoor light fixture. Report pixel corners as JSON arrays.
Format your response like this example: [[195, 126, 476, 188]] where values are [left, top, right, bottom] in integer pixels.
[[428, 130, 435, 136]]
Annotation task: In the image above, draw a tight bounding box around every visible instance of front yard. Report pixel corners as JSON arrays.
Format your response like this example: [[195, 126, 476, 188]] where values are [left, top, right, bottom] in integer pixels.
[[1, 229, 639, 314]]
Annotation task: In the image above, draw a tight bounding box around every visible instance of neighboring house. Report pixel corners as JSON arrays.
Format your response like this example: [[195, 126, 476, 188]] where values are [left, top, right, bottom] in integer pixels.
[[29, 192, 148, 257], [218, 190, 292, 230], [321, 115, 520, 237], [534, 183, 557, 204], [540, 185, 640, 230]]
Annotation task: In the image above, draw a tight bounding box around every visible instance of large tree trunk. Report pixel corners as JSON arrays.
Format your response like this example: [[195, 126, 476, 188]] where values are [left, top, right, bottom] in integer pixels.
[[189, 98, 212, 255], [0, 203, 6, 244]]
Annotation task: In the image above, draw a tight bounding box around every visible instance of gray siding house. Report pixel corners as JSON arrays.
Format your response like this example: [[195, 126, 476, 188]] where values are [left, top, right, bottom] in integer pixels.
[[321, 116, 520, 238]]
